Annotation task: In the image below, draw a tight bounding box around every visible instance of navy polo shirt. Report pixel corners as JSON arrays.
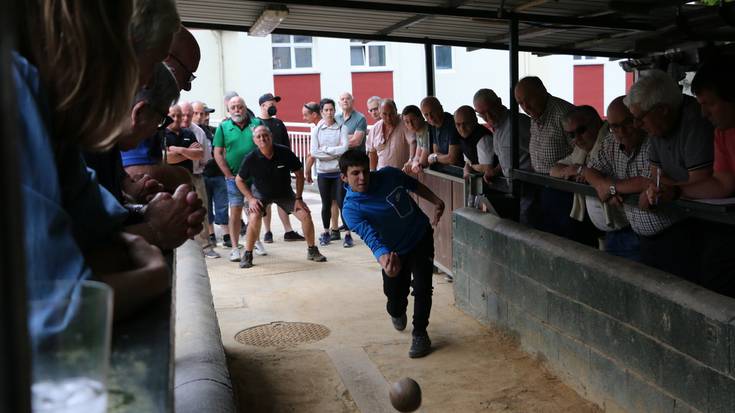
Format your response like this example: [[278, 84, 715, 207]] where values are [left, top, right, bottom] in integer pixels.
[[238, 144, 303, 199], [429, 112, 462, 165], [165, 128, 197, 172]]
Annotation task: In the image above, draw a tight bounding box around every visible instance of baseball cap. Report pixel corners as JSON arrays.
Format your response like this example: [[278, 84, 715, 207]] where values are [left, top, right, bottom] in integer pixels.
[[259, 93, 281, 106], [203, 105, 215, 113]]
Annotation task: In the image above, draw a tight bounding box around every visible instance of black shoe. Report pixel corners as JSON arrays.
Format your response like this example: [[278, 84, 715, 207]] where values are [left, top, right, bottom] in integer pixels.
[[264, 231, 273, 243], [239, 250, 253, 268], [338, 224, 348, 232], [329, 229, 341, 241], [240, 220, 247, 236], [391, 314, 407, 331], [223, 234, 232, 248], [307, 246, 327, 262], [284, 231, 305, 241], [409, 332, 431, 358], [208, 233, 217, 247]]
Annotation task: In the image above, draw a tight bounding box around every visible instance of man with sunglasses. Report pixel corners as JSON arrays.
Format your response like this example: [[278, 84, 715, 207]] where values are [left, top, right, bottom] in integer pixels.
[[164, 26, 200, 91]]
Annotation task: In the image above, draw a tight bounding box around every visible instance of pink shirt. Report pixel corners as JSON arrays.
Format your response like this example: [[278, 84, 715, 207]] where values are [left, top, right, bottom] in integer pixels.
[[714, 128, 735, 173], [366, 119, 414, 170]]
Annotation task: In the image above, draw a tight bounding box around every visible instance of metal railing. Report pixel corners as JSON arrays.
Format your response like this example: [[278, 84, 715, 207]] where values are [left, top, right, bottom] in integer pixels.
[[288, 129, 311, 165]]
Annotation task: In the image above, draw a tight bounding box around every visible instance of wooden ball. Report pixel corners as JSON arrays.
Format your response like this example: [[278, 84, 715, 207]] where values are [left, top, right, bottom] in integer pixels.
[[389, 377, 421, 412]]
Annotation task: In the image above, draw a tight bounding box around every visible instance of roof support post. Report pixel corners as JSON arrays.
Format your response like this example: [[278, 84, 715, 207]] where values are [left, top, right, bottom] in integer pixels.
[[425, 42, 436, 96], [509, 17, 520, 178]]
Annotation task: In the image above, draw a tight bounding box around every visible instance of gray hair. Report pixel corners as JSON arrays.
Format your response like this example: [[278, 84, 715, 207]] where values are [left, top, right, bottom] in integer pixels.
[[253, 124, 272, 134], [130, 0, 181, 53], [562, 105, 601, 126], [135, 62, 179, 112], [473, 88, 500, 104], [624, 69, 683, 112], [224, 90, 239, 103], [367, 96, 381, 106], [380, 98, 397, 112]]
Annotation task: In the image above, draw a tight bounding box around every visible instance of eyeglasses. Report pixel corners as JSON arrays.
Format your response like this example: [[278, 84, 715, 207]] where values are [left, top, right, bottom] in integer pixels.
[[167, 53, 196, 84], [632, 104, 659, 124], [609, 116, 633, 133], [158, 115, 174, 130], [368, 107, 379, 112], [565, 125, 588, 141]]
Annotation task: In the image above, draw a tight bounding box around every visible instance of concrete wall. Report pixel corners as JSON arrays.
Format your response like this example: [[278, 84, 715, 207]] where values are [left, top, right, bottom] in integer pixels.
[[453, 208, 735, 413]]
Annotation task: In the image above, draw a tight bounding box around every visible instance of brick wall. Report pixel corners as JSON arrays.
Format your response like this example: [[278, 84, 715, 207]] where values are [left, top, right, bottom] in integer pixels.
[[453, 208, 735, 413]]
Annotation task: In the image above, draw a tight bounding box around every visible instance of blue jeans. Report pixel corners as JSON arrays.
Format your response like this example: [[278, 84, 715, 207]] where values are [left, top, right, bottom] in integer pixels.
[[225, 176, 244, 207], [204, 175, 228, 225], [605, 227, 641, 262]]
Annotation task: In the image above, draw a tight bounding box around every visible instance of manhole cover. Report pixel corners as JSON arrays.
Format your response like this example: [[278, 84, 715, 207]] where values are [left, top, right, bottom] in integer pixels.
[[235, 322, 330, 347]]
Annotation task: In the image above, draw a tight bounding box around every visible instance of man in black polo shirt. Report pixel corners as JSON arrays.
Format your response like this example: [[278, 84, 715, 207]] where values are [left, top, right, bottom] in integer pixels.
[[235, 125, 327, 268], [165, 104, 202, 174], [420, 96, 462, 167]]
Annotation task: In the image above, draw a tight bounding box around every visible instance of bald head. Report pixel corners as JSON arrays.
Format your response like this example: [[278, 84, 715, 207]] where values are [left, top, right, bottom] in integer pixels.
[[607, 95, 643, 148], [514, 76, 549, 120], [165, 26, 201, 91], [454, 105, 479, 139], [168, 104, 182, 131], [420, 96, 444, 127], [379, 98, 399, 126], [339, 92, 354, 113], [179, 101, 193, 128], [191, 101, 209, 126]]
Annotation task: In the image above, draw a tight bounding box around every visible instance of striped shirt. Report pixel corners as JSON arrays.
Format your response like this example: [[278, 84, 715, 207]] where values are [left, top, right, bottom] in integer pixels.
[[529, 95, 574, 174]]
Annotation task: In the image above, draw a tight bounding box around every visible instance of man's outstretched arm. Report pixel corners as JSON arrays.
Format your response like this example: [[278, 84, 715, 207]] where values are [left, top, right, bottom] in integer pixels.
[[412, 181, 445, 226]]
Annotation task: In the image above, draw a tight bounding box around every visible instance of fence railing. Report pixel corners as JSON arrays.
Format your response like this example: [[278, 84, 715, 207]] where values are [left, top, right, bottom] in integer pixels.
[[288, 130, 311, 166]]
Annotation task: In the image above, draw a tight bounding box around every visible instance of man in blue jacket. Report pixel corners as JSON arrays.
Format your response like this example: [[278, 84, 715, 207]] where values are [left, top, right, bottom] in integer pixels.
[[340, 149, 445, 358]]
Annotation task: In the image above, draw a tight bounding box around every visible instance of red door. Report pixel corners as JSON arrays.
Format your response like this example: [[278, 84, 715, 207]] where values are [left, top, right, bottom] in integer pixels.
[[351, 71, 394, 125], [274, 73, 321, 126], [573, 65, 604, 117]]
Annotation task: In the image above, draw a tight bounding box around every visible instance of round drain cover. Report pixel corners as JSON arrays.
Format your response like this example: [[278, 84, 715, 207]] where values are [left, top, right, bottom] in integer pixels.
[[235, 321, 330, 347]]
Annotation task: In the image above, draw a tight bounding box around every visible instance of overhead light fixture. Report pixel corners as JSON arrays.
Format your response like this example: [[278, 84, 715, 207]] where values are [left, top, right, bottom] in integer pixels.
[[249, 5, 289, 37]]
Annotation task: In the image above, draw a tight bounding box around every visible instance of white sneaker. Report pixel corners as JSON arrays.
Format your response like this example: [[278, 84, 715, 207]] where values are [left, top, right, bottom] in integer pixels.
[[254, 240, 268, 256], [229, 249, 241, 262]]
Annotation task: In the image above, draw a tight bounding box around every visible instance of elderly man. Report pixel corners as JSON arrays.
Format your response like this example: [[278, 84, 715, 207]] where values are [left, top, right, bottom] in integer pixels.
[[454, 105, 489, 168], [367, 96, 382, 121], [193, 101, 232, 249], [336, 92, 368, 152], [366, 99, 413, 170], [165, 104, 202, 173], [214, 96, 267, 261], [257, 93, 305, 243], [515, 76, 583, 240], [550, 105, 618, 248], [420, 96, 462, 167], [236, 126, 327, 268]]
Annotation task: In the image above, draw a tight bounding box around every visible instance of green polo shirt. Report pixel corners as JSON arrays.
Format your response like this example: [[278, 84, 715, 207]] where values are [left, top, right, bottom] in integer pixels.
[[213, 117, 261, 174]]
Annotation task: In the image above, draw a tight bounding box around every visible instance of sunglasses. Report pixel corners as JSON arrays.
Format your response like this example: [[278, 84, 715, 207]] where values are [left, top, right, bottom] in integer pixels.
[[167, 53, 196, 84]]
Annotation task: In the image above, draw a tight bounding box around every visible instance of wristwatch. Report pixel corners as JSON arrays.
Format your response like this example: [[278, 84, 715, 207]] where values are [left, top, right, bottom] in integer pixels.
[[576, 165, 584, 175], [608, 184, 617, 196]]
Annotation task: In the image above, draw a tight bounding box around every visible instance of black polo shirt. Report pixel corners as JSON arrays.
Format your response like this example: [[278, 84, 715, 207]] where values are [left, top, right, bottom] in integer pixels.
[[259, 117, 291, 149], [459, 125, 490, 165], [164, 128, 197, 172], [429, 112, 463, 166], [238, 144, 303, 199]]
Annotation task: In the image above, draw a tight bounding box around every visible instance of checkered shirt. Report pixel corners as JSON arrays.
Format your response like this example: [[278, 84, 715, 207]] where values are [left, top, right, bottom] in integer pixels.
[[529, 95, 574, 174], [589, 134, 681, 236]]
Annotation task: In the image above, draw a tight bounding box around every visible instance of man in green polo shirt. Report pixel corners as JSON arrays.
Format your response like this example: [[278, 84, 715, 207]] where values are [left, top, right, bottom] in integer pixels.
[[214, 95, 263, 262]]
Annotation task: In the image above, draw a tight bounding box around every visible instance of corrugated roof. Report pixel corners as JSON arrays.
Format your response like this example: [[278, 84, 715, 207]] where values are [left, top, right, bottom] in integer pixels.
[[177, 0, 735, 57]]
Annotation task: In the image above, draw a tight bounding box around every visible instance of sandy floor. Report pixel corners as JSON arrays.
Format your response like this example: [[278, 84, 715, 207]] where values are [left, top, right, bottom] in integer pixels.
[[206, 190, 600, 413]]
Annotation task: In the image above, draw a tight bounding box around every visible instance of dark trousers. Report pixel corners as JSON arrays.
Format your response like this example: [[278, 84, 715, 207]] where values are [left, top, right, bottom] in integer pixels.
[[640, 220, 697, 281], [382, 228, 434, 336], [604, 227, 641, 262], [694, 220, 735, 298], [316, 175, 346, 230], [537, 187, 599, 247]]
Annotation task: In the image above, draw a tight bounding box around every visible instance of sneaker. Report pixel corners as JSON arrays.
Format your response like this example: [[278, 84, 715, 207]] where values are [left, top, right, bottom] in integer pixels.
[[264, 231, 274, 243], [239, 220, 248, 236], [330, 229, 341, 241], [208, 234, 217, 247], [239, 250, 253, 268], [283, 231, 305, 241], [254, 240, 268, 256], [307, 246, 327, 262], [409, 332, 432, 358], [391, 314, 407, 331], [229, 249, 240, 262], [223, 234, 232, 248], [204, 249, 221, 259], [343, 233, 354, 248], [338, 224, 348, 232], [319, 232, 331, 246]]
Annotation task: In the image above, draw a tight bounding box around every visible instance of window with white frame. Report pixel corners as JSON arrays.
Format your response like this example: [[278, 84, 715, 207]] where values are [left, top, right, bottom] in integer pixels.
[[350, 39, 387, 67], [272, 34, 313, 70], [435, 45, 452, 70]]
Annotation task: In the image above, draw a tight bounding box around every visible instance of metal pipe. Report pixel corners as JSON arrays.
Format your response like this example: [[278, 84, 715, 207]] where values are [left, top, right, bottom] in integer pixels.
[[509, 17, 520, 177], [425, 42, 436, 96]]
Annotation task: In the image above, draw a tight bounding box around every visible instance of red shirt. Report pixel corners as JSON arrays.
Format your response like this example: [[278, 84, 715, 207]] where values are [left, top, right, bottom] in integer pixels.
[[714, 128, 735, 173]]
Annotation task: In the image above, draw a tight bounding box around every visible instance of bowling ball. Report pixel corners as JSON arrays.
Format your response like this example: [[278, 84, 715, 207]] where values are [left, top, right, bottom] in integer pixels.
[[389, 377, 421, 412]]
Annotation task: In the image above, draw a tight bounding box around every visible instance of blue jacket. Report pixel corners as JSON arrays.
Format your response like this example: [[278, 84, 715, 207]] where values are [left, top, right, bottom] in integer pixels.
[[342, 167, 430, 259]]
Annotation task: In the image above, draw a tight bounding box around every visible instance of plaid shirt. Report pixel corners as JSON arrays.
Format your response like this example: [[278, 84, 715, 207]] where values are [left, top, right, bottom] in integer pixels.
[[529, 95, 574, 174], [589, 135, 680, 236]]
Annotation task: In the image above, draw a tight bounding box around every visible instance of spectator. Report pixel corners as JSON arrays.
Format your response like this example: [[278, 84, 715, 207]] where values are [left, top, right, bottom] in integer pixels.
[[165, 104, 202, 174], [366, 99, 414, 171], [129, 0, 180, 86], [583, 97, 668, 263], [454, 105, 488, 168], [213, 96, 267, 261], [164, 26, 200, 92], [515, 76, 588, 243], [336, 92, 368, 152], [420, 96, 462, 167], [193, 101, 232, 248], [311, 98, 352, 247], [236, 126, 327, 268], [367, 96, 382, 121], [401, 105, 430, 175], [257, 93, 305, 243], [303, 101, 341, 232], [340, 149, 445, 358]]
